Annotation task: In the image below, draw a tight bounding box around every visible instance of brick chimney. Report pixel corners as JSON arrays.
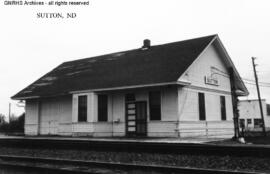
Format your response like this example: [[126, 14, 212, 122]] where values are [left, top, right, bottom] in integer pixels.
[[142, 39, 151, 49]]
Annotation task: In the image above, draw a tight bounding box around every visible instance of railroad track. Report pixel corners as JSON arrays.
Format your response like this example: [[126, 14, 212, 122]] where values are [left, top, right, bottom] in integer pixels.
[[0, 155, 264, 174], [0, 138, 270, 157]]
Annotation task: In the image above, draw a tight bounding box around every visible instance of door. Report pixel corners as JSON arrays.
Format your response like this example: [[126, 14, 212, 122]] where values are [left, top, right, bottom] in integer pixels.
[[39, 100, 59, 135], [135, 102, 147, 136], [126, 101, 147, 137]]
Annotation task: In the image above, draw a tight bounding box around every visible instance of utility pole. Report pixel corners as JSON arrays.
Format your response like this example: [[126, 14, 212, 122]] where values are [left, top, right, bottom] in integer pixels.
[[229, 68, 240, 138], [252, 57, 266, 136]]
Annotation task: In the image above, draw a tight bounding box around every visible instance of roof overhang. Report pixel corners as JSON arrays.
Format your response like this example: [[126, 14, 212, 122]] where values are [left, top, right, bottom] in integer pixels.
[[12, 81, 191, 100], [176, 35, 249, 96], [12, 96, 40, 100], [213, 36, 249, 96], [70, 81, 191, 94]]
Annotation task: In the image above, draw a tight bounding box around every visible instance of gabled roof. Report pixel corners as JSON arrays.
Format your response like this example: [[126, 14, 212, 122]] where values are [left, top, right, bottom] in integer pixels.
[[12, 35, 247, 100]]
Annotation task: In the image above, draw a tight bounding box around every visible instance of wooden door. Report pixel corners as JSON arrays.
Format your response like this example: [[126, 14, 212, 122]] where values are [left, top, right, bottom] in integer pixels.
[[135, 101, 147, 136], [126, 101, 147, 137], [126, 102, 136, 136]]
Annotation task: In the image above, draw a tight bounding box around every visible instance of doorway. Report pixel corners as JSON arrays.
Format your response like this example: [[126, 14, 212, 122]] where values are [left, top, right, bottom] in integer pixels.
[[126, 101, 147, 137]]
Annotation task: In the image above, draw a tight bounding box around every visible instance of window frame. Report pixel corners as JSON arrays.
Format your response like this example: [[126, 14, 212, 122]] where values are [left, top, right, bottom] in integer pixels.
[[254, 118, 262, 128], [98, 94, 108, 122], [239, 119, 245, 128], [78, 95, 87, 122], [267, 104, 270, 116], [125, 93, 135, 102], [198, 92, 206, 121], [220, 96, 226, 121], [149, 91, 161, 121]]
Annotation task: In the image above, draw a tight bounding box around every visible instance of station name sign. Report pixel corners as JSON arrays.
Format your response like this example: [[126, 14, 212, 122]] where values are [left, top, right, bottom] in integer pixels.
[[204, 76, 219, 86]]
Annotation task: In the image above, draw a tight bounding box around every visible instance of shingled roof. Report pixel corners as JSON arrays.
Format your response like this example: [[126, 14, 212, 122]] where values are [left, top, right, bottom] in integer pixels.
[[12, 35, 224, 99]]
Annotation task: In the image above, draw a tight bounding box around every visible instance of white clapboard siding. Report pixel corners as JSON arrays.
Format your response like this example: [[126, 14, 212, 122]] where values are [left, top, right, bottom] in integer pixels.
[[58, 123, 72, 135], [178, 44, 231, 92], [112, 122, 126, 136], [39, 96, 72, 135], [71, 87, 179, 137], [177, 42, 234, 132], [161, 87, 179, 121], [111, 93, 125, 135], [178, 121, 234, 138], [94, 122, 113, 136], [148, 121, 178, 137], [72, 122, 94, 133], [24, 124, 39, 135], [25, 100, 39, 135]]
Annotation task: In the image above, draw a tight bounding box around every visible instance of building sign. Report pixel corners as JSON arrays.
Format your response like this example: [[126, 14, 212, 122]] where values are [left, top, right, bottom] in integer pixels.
[[204, 76, 219, 86]]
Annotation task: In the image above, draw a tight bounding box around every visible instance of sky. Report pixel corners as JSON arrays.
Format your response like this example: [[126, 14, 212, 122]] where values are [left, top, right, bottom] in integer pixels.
[[0, 0, 270, 119]]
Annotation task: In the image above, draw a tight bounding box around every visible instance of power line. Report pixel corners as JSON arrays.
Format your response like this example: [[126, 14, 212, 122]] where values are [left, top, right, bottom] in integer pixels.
[[243, 81, 270, 87], [211, 72, 270, 87], [244, 82, 270, 88], [242, 78, 270, 85], [211, 72, 270, 88], [210, 67, 270, 85]]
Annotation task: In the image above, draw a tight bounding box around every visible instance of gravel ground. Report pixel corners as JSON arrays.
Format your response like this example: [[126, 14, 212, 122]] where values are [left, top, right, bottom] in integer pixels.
[[0, 147, 269, 173], [0, 160, 149, 174]]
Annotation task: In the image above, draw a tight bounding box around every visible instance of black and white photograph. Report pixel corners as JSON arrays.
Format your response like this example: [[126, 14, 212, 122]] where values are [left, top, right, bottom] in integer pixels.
[[0, 0, 270, 173]]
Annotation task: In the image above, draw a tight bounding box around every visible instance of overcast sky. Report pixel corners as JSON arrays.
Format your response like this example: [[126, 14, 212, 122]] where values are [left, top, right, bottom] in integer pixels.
[[0, 0, 270, 118]]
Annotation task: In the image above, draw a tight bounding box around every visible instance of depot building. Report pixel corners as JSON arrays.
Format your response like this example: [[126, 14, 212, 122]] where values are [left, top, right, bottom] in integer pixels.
[[12, 35, 248, 138]]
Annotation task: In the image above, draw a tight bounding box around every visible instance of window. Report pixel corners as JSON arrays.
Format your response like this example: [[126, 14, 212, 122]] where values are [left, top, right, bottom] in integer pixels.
[[198, 93, 206, 121], [98, 94, 108, 121], [247, 119, 252, 124], [267, 104, 270, 116], [220, 96, 226, 120], [149, 91, 161, 120], [239, 119, 245, 128], [125, 93, 135, 102], [254, 119, 262, 128], [78, 95, 87, 122]]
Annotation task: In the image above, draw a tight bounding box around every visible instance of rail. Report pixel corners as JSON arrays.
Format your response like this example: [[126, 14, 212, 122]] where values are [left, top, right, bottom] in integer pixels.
[[0, 155, 263, 174], [0, 138, 269, 157]]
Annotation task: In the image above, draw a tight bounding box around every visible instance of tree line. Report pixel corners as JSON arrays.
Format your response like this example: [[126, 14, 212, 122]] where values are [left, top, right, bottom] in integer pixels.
[[0, 113, 24, 134]]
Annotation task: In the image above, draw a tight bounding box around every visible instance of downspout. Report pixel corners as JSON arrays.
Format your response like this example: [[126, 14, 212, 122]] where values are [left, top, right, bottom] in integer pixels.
[[229, 67, 240, 138]]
